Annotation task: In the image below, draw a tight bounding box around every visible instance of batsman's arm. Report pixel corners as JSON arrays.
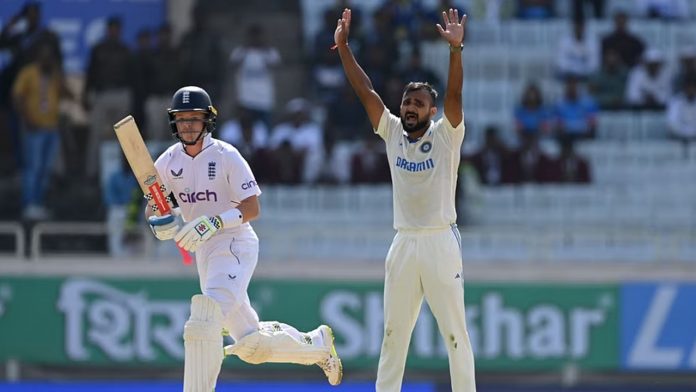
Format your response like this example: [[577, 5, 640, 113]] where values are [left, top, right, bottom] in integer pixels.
[[219, 195, 260, 227], [335, 8, 385, 130]]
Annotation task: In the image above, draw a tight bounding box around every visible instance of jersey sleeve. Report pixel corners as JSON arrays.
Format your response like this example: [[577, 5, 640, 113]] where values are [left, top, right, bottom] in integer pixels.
[[226, 149, 261, 202], [374, 108, 402, 143], [439, 112, 466, 149]]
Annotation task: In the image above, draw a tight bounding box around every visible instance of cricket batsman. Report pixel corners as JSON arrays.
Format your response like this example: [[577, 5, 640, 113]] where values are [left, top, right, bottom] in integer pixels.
[[146, 86, 342, 391]]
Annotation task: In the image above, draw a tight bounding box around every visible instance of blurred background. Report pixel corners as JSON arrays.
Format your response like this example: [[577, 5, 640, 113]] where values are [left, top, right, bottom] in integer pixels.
[[1, 0, 696, 391]]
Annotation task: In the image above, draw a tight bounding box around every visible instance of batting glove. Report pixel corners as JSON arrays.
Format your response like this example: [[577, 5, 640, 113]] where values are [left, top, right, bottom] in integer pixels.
[[148, 209, 182, 241], [174, 215, 223, 252]]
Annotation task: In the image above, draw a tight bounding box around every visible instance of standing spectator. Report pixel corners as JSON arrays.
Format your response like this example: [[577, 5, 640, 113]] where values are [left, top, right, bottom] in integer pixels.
[[179, 5, 224, 101], [588, 48, 629, 110], [466, 126, 518, 185], [516, 0, 555, 19], [269, 98, 324, 184], [555, 18, 599, 81], [325, 84, 371, 184], [146, 24, 182, 141], [573, 0, 605, 19], [230, 24, 281, 128], [554, 77, 598, 140], [0, 1, 61, 173], [514, 83, 553, 138], [311, 13, 346, 103], [219, 106, 271, 181], [132, 29, 153, 139], [672, 46, 696, 94], [601, 11, 645, 68], [399, 50, 443, 98], [626, 49, 672, 110], [83, 16, 134, 180], [636, 0, 690, 20], [12, 43, 70, 220], [553, 136, 591, 183], [667, 75, 696, 148], [104, 156, 139, 257]]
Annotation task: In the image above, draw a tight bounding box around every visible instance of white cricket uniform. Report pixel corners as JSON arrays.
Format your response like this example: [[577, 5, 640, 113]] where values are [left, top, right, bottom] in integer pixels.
[[374, 109, 477, 392], [154, 134, 262, 340]]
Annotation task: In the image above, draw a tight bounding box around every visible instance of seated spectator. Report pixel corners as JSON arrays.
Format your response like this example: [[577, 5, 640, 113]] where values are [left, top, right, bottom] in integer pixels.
[[219, 105, 271, 182], [554, 77, 599, 140], [516, 0, 555, 19], [636, 0, 690, 20], [555, 18, 599, 81], [514, 83, 553, 138], [588, 48, 629, 110], [466, 126, 518, 185], [667, 75, 696, 148], [601, 11, 645, 69], [514, 132, 558, 183], [673, 46, 696, 94], [551, 136, 592, 183], [269, 98, 324, 184], [351, 137, 390, 184], [626, 49, 672, 110]]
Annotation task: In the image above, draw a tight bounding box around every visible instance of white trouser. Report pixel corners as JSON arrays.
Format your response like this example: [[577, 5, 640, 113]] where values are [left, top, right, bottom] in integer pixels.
[[376, 225, 477, 392], [194, 227, 261, 341], [193, 227, 329, 367]]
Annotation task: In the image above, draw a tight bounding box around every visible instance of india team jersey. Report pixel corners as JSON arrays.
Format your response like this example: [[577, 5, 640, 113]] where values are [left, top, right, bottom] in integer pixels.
[[154, 135, 261, 230], [375, 109, 465, 230]]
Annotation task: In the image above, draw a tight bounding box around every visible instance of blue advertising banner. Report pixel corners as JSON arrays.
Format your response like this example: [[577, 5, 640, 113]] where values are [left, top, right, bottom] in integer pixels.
[[620, 283, 696, 371], [0, 0, 165, 73]]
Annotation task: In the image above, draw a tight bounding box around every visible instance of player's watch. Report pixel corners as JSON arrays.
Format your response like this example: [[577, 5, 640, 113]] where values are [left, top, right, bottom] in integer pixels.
[[449, 42, 464, 53]]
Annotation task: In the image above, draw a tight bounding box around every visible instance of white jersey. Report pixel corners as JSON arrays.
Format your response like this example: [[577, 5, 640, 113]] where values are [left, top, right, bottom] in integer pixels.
[[375, 109, 465, 230], [154, 134, 261, 232]]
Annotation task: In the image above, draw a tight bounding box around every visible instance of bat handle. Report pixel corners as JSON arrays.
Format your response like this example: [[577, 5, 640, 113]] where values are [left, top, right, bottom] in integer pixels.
[[177, 245, 193, 265]]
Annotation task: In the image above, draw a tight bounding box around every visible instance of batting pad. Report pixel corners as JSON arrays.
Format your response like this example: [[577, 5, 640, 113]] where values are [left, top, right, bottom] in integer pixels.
[[183, 295, 224, 392], [224, 326, 330, 366]]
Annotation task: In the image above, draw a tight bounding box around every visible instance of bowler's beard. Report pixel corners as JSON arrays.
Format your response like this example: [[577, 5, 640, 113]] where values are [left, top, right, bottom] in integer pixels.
[[401, 116, 430, 134]]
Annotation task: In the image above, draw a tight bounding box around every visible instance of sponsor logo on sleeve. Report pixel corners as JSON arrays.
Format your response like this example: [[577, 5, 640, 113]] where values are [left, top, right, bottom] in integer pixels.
[[241, 180, 258, 190]]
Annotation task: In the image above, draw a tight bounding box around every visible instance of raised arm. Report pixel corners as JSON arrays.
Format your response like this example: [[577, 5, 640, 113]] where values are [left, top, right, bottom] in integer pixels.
[[334, 8, 385, 130], [436, 9, 466, 128]]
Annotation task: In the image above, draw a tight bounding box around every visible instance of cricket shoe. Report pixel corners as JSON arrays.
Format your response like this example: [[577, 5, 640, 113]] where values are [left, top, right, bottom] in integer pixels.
[[315, 325, 343, 386]]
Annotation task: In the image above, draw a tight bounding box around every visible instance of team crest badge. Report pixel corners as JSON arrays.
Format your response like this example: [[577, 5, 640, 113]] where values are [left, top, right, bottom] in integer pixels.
[[208, 161, 216, 180], [420, 141, 432, 153]]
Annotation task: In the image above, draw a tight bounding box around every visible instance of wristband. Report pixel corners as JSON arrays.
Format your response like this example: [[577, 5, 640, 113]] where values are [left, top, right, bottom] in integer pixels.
[[449, 43, 464, 53], [218, 208, 243, 229]]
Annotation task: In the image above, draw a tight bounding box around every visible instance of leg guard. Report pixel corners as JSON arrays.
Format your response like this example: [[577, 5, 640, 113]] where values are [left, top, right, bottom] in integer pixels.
[[223, 321, 329, 365], [183, 295, 224, 392]]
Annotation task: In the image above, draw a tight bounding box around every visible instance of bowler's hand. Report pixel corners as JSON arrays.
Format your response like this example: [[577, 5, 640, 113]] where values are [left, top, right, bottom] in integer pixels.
[[436, 8, 466, 47], [334, 8, 351, 46]]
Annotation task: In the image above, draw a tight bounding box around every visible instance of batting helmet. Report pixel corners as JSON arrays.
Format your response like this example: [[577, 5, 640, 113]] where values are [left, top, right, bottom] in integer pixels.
[[167, 86, 218, 143]]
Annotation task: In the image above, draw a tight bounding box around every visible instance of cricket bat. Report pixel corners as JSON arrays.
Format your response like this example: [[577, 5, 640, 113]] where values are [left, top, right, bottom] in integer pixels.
[[113, 115, 192, 264]]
